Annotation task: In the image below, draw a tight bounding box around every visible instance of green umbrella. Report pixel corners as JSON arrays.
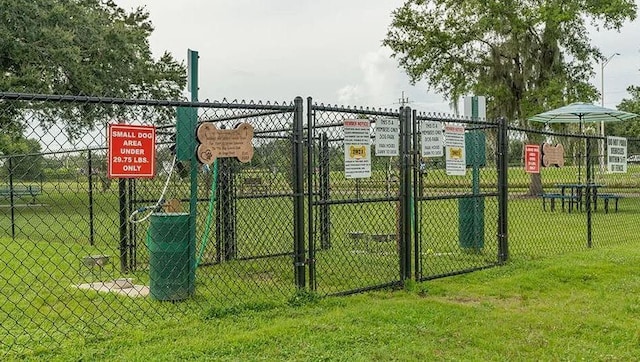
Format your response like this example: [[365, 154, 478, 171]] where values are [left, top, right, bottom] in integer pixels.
[[529, 102, 638, 131], [529, 102, 638, 183]]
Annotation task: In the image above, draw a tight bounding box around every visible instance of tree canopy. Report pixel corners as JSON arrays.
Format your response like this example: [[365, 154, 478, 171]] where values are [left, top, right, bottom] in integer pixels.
[[611, 86, 640, 147], [0, 0, 186, 142], [383, 0, 637, 122]]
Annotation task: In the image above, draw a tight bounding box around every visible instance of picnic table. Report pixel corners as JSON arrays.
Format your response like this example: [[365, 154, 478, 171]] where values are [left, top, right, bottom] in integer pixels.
[[556, 183, 605, 212], [542, 183, 606, 212], [0, 185, 41, 204]]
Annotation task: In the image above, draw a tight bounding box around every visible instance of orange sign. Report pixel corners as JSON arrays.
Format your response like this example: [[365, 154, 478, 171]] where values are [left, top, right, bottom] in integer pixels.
[[108, 124, 156, 178], [524, 144, 540, 173]]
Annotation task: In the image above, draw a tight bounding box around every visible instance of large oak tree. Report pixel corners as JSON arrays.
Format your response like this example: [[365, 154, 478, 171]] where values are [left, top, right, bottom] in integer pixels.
[[384, 0, 636, 193], [0, 0, 186, 144], [383, 0, 636, 122]]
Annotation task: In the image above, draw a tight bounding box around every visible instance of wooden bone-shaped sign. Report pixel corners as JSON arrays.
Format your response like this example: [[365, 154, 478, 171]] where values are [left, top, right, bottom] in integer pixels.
[[196, 122, 254, 165], [541, 143, 564, 167]]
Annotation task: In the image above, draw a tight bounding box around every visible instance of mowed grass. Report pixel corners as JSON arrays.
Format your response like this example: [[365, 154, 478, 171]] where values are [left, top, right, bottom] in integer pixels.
[[2, 170, 640, 359], [5, 241, 640, 360]]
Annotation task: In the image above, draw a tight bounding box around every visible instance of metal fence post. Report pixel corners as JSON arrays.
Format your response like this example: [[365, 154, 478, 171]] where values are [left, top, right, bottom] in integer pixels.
[[118, 178, 128, 273], [215, 155, 237, 261], [319, 132, 331, 250], [88, 150, 94, 246], [497, 117, 509, 263], [128, 179, 136, 270], [586, 137, 593, 248], [399, 106, 412, 281], [306, 96, 316, 290], [293, 96, 306, 289], [188, 49, 199, 279], [412, 109, 421, 280], [8, 156, 15, 241]]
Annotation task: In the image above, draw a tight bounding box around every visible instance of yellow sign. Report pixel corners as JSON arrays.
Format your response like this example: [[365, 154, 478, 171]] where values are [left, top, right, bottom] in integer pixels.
[[449, 147, 462, 159], [349, 145, 367, 159]]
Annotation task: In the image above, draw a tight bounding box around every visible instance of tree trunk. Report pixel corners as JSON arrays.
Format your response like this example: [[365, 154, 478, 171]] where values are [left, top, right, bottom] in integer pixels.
[[528, 172, 543, 196]]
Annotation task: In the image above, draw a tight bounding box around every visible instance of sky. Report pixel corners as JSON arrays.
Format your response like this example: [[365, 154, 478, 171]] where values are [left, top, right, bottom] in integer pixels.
[[115, 0, 640, 115]]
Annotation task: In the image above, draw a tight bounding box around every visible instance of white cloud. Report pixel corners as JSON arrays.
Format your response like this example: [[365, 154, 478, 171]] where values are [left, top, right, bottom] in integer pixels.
[[338, 48, 405, 107], [114, 0, 640, 113]]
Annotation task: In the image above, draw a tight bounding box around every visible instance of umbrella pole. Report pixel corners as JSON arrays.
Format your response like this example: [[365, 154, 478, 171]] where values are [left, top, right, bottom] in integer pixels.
[[578, 119, 583, 184]]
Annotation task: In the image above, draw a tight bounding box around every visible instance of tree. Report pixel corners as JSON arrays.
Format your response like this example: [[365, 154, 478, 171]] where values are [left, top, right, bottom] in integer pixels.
[[1, 136, 45, 181], [0, 0, 186, 142], [384, 0, 636, 194], [384, 0, 635, 121], [611, 86, 640, 153]]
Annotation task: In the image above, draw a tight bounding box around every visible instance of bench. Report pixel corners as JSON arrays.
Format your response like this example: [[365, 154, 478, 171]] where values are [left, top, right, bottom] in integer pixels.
[[541, 193, 578, 212], [242, 177, 267, 194], [597, 194, 622, 213], [0, 185, 41, 203], [370, 234, 395, 242]]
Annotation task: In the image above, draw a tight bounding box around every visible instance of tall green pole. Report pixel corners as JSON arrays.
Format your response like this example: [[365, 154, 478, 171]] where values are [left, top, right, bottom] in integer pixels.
[[471, 97, 482, 249], [188, 49, 199, 289], [471, 97, 480, 196]]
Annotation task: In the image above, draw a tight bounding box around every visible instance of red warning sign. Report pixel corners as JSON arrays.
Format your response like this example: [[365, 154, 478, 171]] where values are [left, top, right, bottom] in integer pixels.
[[108, 124, 156, 178], [524, 144, 540, 174]]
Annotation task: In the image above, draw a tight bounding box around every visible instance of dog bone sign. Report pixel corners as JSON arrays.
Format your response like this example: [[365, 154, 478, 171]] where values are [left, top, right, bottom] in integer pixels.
[[541, 143, 564, 167], [196, 122, 254, 164]]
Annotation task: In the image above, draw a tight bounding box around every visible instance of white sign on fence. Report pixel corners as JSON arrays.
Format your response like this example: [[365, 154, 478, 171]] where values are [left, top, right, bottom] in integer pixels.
[[343, 119, 371, 178], [420, 120, 443, 157], [445, 124, 466, 176], [374, 117, 399, 156], [607, 136, 627, 173]]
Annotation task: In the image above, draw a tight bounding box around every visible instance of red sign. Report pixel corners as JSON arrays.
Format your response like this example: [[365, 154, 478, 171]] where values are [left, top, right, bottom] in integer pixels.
[[108, 124, 156, 178], [524, 144, 540, 174]]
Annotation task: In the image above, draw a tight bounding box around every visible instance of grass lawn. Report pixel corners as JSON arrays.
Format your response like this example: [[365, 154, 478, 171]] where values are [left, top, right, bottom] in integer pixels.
[[2, 169, 640, 360], [4, 241, 639, 360]]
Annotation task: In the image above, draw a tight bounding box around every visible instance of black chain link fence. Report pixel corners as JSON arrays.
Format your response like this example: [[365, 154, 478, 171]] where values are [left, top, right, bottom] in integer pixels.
[[1, 92, 639, 354], [507, 127, 640, 258]]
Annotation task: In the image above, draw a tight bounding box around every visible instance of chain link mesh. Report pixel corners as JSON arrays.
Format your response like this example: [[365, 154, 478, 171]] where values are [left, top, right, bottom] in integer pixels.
[[1, 92, 639, 354]]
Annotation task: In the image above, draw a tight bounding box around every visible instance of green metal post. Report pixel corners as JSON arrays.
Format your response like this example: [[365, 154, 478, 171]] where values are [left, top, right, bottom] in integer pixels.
[[188, 49, 199, 285], [471, 97, 482, 248]]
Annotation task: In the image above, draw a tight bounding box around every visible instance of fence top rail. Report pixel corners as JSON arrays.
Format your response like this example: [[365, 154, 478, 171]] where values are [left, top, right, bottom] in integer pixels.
[[310, 103, 400, 117], [0, 92, 295, 112], [415, 113, 499, 126]]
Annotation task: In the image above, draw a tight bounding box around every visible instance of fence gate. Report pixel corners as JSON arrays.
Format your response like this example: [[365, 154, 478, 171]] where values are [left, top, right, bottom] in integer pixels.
[[305, 99, 503, 295], [413, 112, 502, 281]]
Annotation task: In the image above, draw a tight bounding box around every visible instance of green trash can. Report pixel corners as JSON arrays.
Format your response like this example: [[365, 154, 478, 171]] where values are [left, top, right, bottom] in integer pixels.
[[458, 197, 485, 251], [147, 212, 194, 301]]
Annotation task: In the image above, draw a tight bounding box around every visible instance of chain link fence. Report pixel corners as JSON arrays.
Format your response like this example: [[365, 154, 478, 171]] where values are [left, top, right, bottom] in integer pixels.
[[1, 92, 639, 354], [507, 127, 640, 258]]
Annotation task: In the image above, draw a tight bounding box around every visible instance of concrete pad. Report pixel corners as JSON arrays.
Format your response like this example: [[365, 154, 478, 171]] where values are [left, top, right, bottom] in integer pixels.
[[73, 279, 149, 297]]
